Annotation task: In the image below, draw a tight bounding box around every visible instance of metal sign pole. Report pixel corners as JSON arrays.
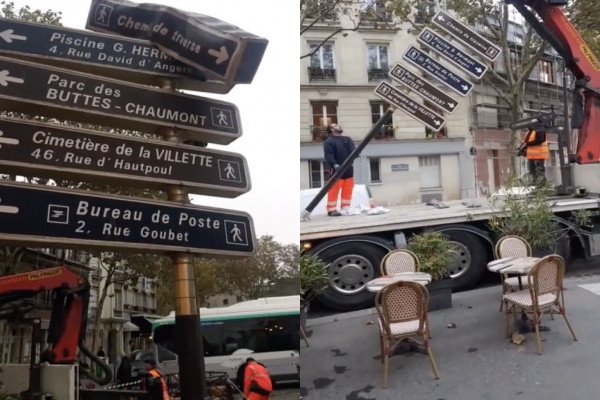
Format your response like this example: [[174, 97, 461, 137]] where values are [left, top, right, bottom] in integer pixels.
[[159, 79, 207, 400]]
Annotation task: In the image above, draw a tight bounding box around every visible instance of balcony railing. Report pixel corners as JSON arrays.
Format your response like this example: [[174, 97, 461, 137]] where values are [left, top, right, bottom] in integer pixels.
[[308, 67, 336, 82], [368, 68, 389, 81]]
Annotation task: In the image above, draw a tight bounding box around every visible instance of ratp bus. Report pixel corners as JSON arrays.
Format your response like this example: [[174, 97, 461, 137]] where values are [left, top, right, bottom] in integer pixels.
[[149, 295, 300, 383]]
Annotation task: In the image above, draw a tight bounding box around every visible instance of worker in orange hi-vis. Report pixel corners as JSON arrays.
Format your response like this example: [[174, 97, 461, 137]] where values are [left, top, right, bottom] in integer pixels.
[[242, 358, 273, 400], [518, 127, 549, 183], [323, 123, 356, 217]]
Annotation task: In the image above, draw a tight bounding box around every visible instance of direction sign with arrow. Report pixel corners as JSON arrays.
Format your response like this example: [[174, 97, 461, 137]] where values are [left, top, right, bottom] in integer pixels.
[[85, 0, 268, 85], [374, 81, 446, 131], [0, 181, 255, 256], [0, 17, 235, 93], [389, 63, 459, 113], [403, 45, 473, 97], [0, 117, 250, 197], [418, 28, 487, 79], [432, 10, 501, 62], [0, 56, 241, 144]]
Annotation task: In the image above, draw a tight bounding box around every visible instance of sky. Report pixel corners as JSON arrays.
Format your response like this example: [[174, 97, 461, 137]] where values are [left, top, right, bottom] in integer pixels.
[[7, 0, 299, 245]]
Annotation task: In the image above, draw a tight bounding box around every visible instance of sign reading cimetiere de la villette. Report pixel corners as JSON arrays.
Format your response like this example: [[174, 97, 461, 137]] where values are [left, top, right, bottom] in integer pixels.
[[85, 0, 268, 85], [0, 55, 241, 144], [0, 117, 250, 197]]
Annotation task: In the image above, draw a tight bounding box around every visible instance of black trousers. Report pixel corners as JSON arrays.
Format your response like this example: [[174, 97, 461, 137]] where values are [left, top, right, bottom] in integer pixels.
[[527, 159, 546, 183]]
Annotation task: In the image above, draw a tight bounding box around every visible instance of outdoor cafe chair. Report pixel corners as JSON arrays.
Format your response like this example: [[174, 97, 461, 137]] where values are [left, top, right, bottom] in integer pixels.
[[375, 281, 439, 388], [502, 254, 577, 354], [380, 249, 420, 276], [495, 235, 532, 311]]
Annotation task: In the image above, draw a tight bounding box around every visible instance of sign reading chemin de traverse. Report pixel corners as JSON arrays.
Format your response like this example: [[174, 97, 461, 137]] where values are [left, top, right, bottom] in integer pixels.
[[0, 17, 233, 93], [0, 118, 250, 197], [0, 56, 241, 144], [85, 0, 268, 84], [0, 182, 255, 255]]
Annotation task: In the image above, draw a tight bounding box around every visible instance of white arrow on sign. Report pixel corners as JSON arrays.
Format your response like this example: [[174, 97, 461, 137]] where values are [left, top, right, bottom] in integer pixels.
[[208, 46, 229, 65], [0, 29, 27, 43], [448, 102, 456, 109], [475, 67, 483, 73], [0, 131, 19, 148], [461, 84, 469, 91], [0, 70, 24, 86], [0, 198, 18, 215], [437, 15, 445, 22], [434, 119, 441, 126]]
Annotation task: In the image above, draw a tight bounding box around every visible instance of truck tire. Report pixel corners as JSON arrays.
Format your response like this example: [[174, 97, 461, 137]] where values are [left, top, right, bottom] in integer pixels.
[[442, 230, 488, 291], [313, 240, 388, 311]]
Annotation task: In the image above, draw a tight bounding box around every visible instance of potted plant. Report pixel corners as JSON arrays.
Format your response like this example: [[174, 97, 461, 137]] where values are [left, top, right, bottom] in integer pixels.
[[407, 231, 455, 311], [299, 252, 329, 338], [488, 179, 567, 257]]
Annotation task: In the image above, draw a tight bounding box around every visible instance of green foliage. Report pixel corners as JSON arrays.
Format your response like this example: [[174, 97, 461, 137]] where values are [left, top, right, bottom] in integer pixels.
[[488, 179, 559, 250], [300, 252, 329, 301], [407, 232, 455, 280], [0, 1, 62, 25]]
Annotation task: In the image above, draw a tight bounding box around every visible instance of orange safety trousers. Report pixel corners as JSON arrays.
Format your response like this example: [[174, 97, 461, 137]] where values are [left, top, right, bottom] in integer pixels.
[[326, 177, 354, 212]]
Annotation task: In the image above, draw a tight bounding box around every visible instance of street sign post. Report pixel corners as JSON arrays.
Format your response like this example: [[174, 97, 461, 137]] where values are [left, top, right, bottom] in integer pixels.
[[0, 181, 255, 256], [403, 45, 473, 97], [0, 117, 250, 197], [432, 10, 501, 62], [418, 28, 487, 79], [0, 17, 235, 93], [389, 63, 459, 113], [85, 0, 268, 85], [0, 56, 241, 144], [374, 81, 446, 131]]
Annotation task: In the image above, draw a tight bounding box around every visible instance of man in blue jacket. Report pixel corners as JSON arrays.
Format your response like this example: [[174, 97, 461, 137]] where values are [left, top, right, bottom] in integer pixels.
[[323, 124, 356, 216]]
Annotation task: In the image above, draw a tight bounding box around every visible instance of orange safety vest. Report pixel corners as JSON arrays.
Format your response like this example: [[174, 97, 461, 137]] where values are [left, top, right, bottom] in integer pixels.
[[148, 369, 169, 400], [243, 361, 272, 399], [525, 130, 549, 160]]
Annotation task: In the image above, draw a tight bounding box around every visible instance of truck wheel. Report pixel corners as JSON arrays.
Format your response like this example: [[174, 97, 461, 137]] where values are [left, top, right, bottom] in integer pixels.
[[442, 230, 488, 291], [313, 241, 388, 311]]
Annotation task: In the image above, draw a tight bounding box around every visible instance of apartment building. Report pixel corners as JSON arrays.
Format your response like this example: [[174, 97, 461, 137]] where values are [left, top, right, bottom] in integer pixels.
[[300, 1, 567, 206]]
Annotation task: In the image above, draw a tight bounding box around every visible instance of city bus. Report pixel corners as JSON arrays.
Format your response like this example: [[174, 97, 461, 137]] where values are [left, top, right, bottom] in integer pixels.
[[145, 295, 300, 383]]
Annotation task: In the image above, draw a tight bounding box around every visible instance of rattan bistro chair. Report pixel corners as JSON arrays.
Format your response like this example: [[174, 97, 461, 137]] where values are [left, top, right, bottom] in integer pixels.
[[375, 281, 439, 388], [502, 255, 577, 354], [495, 235, 532, 311], [380, 249, 420, 275]]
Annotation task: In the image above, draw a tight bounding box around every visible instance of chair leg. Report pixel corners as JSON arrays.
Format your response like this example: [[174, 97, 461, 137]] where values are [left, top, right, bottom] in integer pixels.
[[424, 339, 440, 379], [560, 308, 578, 342], [300, 327, 310, 347], [382, 339, 389, 388], [533, 311, 543, 355], [379, 333, 384, 363], [505, 305, 512, 338]]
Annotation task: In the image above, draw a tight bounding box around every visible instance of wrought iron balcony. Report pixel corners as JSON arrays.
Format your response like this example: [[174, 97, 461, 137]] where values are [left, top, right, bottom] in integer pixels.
[[308, 67, 336, 82], [368, 68, 389, 81]]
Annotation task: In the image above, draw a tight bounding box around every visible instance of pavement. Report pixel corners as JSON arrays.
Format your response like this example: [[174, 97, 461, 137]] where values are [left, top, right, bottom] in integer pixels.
[[300, 272, 600, 400]]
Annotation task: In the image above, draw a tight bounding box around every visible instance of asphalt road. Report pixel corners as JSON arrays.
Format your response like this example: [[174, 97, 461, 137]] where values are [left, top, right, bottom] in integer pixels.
[[301, 258, 600, 399]]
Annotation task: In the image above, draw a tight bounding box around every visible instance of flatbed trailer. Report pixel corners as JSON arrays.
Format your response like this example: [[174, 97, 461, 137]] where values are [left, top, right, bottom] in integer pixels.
[[300, 195, 600, 311]]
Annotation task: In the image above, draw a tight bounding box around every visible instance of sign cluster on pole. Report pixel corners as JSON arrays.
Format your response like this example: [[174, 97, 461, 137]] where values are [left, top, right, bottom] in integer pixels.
[[374, 10, 502, 132], [0, 0, 267, 398]]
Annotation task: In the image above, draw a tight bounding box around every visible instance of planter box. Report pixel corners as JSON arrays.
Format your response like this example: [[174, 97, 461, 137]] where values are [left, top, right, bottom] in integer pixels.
[[427, 278, 453, 312]]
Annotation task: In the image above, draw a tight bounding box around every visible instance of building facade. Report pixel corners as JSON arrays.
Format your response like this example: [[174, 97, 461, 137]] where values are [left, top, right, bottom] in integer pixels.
[[300, 1, 568, 207]]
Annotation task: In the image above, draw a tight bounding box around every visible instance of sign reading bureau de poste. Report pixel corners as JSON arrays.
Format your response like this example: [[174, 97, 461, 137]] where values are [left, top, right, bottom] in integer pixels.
[[0, 56, 241, 144], [0, 118, 250, 198], [85, 0, 268, 85], [0, 18, 234, 94], [0, 181, 255, 256]]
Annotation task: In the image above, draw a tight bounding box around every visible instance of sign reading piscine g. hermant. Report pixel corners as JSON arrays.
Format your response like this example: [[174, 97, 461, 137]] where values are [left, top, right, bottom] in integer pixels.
[[85, 0, 268, 85], [0, 56, 241, 144], [0, 118, 250, 197], [0, 17, 234, 93], [0, 182, 255, 256]]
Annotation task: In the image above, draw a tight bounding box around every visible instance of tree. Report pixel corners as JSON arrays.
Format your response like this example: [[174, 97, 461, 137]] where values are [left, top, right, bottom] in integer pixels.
[[300, 0, 390, 59], [569, 0, 600, 58]]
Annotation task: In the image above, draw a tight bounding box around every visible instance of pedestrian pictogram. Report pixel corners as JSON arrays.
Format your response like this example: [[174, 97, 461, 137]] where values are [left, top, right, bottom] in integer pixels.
[[211, 108, 234, 129], [94, 4, 112, 27], [225, 220, 248, 246], [218, 159, 242, 183]]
